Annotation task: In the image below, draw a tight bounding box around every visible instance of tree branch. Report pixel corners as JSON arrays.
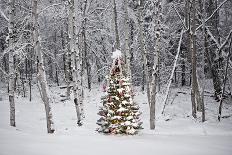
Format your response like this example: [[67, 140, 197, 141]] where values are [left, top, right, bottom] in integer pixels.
[[196, 0, 229, 31], [0, 66, 8, 77], [38, 3, 62, 15], [172, 4, 188, 30], [162, 29, 184, 114], [0, 8, 9, 21]]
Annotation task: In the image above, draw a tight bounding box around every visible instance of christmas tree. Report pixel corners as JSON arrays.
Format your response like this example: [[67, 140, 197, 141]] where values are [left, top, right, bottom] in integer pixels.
[[96, 50, 142, 135]]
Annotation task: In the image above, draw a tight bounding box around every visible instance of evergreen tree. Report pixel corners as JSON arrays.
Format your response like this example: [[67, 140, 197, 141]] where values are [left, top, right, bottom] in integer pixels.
[[97, 50, 142, 135]]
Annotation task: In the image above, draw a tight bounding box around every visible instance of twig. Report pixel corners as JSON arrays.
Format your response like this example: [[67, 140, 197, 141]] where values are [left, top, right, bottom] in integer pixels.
[[172, 4, 188, 30], [196, 0, 229, 31], [0, 8, 9, 21], [0, 66, 8, 77], [38, 3, 62, 15]]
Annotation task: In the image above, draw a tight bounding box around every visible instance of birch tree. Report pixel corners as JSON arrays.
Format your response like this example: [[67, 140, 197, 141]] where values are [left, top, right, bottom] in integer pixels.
[[149, 0, 162, 130], [112, 0, 120, 50], [32, 0, 55, 133], [68, 0, 82, 125], [201, 0, 206, 122], [218, 37, 232, 121], [137, 0, 149, 97], [81, 0, 91, 90], [8, 0, 16, 127], [124, 0, 132, 79]]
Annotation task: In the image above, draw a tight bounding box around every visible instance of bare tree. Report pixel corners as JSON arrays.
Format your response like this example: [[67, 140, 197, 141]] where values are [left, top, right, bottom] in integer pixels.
[[8, 0, 16, 127], [124, 0, 132, 79], [112, 0, 120, 50], [149, 0, 162, 130], [32, 0, 55, 133], [68, 0, 82, 125], [190, 0, 201, 118], [218, 37, 232, 121], [201, 0, 206, 122]]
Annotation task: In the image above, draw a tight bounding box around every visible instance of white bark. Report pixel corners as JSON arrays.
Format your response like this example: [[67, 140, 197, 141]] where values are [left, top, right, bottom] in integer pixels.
[[218, 37, 232, 121], [196, 0, 229, 31], [32, 0, 55, 133], [162, 29, 184, 114], [68, 0, 81, 125], [112, 0, 120, 50], [138, 0, 149, 96], [149, 0, 162, 130], [201, 0, 206, 122], [228, 67, 232, 98], [8, 0, 16, 127], [124, 0, 131, 79], [0, 8, 9, 21]]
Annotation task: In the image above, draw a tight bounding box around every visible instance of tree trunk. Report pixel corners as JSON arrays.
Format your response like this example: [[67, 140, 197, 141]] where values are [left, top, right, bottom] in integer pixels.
[[112, 0, 120, 50], [218, 37, 232, 121], [138, 1, 148, 95], [228, 68, 232, 99], [54, 31, 59, 86], [8, 0, 16, 127], [32, 0, 55, 133], [65, 19, 72, 99], [124, 0, 132, 79], [201, 0, 206, 122], [29, 58, 32, 102], [68, 0, 82, 125], [150, 0, 162, 129], [81, 0, 91, 91], [181, 50, 186, 86], [206, 0, 222, 99], [190, 0, 198, 118], [162, 30, 184, 114]]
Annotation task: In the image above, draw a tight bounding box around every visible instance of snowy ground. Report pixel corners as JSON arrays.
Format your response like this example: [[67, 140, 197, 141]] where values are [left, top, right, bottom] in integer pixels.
[[0, 83, 232, 155]]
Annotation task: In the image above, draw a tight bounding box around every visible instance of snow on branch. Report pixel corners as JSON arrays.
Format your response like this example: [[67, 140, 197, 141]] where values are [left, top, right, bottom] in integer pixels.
[[161, 29, 184, 115], [172, 4, 187, 30], [219, 30, 232, 52], [0, 66, 8, 77], [111, 49, 122, 59], [38, 3, 62, 15], [196, 0, 229, 31], [0, 9, 9, 21]]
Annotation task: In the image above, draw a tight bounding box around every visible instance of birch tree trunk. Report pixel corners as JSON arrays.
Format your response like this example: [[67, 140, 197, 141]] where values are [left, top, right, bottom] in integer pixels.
[[68, 0, 81, 125], [124, 0, 131, 79], [8, 0, 16, 127], [138, 0, 149, 98], [54, 31, 59, 86], [112, 0, 120, 50], [229, 68, 232, 99], [162, 29, 184, 114], [218, 37, 232, 121], [66, 16, 72, 99], [82, 0, 91, 90], [32, 0, 55, 133], [201, 0, 206, 122], [150, 0, 162, 129]]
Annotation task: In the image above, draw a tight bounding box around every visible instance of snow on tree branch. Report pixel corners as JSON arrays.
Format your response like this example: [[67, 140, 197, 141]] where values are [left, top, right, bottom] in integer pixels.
[[0, 8, 9, 21]]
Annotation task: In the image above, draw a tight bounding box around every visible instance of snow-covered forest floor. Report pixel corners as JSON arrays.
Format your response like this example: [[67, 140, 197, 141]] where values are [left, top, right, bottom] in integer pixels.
[[0, 81, 232, 155]]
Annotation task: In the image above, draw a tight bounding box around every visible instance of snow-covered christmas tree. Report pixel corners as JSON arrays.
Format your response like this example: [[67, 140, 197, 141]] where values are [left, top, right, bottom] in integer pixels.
[[96, 50, 142, 135]]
